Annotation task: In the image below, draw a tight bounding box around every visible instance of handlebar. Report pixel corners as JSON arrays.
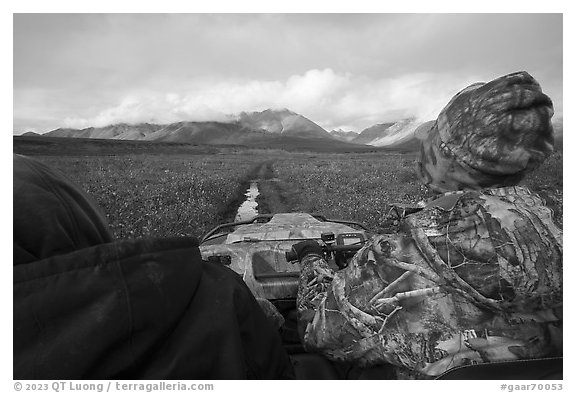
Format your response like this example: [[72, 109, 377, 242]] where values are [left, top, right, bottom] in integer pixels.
[[285, 243, 363, 263]]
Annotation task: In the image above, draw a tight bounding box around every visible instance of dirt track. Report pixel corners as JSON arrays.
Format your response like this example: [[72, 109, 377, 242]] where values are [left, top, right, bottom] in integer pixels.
[[252, 160, 299, 215], [221, 160, 294, 223], [224, 159, 300, 216]]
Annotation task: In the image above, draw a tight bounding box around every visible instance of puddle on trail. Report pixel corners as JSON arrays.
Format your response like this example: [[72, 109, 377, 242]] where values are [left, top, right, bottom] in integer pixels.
[[235, 181, 260, 221]]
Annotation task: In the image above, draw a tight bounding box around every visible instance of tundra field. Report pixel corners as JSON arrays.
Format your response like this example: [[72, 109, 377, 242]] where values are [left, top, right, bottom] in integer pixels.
[[17, 141, 563, 241]]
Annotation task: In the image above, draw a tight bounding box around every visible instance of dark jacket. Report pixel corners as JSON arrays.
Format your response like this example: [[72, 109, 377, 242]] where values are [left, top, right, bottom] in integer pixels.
[[13, 155, 294, 379]]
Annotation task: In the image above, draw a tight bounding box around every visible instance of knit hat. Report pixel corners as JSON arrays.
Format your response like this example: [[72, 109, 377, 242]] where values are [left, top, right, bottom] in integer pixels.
[[416, 71, 555, 193]]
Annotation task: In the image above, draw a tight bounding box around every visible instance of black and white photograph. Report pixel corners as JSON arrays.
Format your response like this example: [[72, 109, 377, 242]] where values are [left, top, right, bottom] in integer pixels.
[[11, 7, 567, 389]]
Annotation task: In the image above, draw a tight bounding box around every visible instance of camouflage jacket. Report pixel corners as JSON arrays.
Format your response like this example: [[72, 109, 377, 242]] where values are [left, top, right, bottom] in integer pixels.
[[296, 186, 562, 378]]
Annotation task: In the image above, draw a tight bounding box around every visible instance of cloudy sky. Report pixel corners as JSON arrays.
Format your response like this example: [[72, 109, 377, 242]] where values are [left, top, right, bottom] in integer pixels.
[[13, 13, 563, 134]]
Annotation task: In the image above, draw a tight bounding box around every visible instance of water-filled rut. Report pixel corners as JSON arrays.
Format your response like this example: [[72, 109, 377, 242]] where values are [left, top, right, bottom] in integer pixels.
[[234, 181, 260, 221]]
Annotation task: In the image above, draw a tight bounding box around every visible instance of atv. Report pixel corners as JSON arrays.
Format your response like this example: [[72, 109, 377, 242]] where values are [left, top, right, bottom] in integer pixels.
[[199, 213, 562, 380]]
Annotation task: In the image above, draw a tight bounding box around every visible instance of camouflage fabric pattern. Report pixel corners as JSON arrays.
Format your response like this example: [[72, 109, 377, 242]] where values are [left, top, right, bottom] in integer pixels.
[[297, 187, 562, 377], [416, 72, 555, 193], [200, 213, 367, 300]]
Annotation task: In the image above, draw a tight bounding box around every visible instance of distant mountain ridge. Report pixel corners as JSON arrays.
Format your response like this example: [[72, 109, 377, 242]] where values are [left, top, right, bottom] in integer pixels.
[[368, 118, 423, 147], [22, 131, 41, 137], [352, 122, 396, 144], [47, 123, 163, 140], [41, 108, 431, 151], [330, 129, 359, 143], [44, 109, 336, 144], [46, 121, 282, 146], [236, 108, 333, 139]]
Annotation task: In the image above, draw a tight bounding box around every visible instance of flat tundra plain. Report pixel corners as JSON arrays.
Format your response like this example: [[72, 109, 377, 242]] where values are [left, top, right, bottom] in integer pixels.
[[19, 144, 563, 241]]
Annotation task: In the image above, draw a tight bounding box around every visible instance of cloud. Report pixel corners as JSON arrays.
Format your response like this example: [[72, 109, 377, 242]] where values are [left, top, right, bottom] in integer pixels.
[[14, 15, 562, 134], [63, 68, 482, 132]]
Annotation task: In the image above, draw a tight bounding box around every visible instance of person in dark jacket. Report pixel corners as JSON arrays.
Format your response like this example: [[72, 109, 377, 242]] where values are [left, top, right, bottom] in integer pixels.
[[13, 154, 294, 379]]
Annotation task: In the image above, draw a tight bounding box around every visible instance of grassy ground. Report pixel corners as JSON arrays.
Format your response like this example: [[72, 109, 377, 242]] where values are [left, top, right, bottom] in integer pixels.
[[256, 152, 436, 232], [256, 150, 563, 231], [24, 145, 562, 240], [33, 153, 273, 239]]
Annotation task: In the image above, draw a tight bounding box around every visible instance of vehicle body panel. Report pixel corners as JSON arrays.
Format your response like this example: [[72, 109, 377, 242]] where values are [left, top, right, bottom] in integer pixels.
[[199, 213, 367, 299]]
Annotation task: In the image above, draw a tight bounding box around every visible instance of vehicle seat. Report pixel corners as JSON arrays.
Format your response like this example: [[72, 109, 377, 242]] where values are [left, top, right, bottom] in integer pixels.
[[436, 357, 563, 380]]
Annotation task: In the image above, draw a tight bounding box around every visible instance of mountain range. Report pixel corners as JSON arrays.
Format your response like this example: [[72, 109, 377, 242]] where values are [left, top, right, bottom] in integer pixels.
[[237, 108, 333, 139], [30, 108, 564, 153], [329, 129, 359, 143], [351, 123, 396, 145], [40, 108, 423, 150]]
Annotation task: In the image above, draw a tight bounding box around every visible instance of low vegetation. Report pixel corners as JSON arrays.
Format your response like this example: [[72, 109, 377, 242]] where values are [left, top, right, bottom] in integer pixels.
[[259, 150, 563, 230], [257, 152, 436, 231], [25, 144, 562, 240], [34, 154, 271, 239]]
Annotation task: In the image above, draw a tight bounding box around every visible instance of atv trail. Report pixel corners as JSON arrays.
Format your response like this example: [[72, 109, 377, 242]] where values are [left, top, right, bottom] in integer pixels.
[[226, 160, 297, 223], [253, 161, 300, 215]]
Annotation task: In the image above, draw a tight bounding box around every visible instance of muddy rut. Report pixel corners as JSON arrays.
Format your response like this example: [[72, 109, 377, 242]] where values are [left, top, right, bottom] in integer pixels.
[[229, 160, 300, 219]]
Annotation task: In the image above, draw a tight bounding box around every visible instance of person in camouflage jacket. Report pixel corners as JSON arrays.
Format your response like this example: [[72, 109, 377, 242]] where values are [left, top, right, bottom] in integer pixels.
[[291, 71, 562, 378]]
